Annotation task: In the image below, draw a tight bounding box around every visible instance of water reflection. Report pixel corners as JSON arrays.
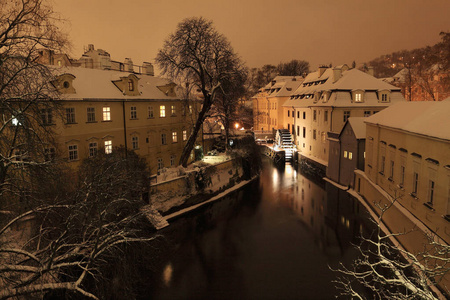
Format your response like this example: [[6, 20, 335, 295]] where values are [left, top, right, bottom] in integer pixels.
[[147, 160, 372, 300]]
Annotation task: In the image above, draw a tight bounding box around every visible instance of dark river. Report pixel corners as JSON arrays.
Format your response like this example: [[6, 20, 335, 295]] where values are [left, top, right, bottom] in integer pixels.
[[144, 160, 374, 300]]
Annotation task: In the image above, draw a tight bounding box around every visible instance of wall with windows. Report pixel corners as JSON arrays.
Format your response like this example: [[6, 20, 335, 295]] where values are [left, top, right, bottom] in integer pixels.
[[361, 122, 450, 242], [53, 99, 197, 175]]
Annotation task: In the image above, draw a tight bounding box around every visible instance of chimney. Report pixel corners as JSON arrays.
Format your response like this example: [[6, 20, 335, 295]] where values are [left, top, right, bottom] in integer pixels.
[[366, 66, 374, 76], [124, 58, 134, 72], [318, 65, 327, 77], [87, 44, 94, 51], [142, 62, 154, 76], [333, 67, 342, 82]]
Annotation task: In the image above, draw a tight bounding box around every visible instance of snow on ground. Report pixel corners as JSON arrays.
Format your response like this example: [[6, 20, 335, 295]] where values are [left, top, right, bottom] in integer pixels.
[[151, 153, 241, 214]]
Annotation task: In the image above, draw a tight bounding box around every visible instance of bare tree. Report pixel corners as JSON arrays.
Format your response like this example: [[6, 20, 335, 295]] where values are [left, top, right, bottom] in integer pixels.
[[276, 59, 310, 76], [333, 198, 449, 299], [0, 147, 154, 299], [156, 17, 245, 167], [0, 0, 68, 211], [210, 68, 247, 149]]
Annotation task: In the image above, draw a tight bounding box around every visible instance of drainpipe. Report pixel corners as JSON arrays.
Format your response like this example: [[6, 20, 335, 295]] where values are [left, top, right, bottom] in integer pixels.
[[122, 100, 128, 159]]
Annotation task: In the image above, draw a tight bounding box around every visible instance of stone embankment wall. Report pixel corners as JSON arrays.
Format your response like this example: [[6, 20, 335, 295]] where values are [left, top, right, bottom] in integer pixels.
[[355, 170, 450, 253], [150, 158, 242, 197]]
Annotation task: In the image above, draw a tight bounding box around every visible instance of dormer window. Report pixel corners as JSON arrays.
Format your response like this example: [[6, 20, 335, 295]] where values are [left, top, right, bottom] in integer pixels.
[[352, 90, 364, 103], [128, 79, 134, 91], [378, 90, 390, 103]]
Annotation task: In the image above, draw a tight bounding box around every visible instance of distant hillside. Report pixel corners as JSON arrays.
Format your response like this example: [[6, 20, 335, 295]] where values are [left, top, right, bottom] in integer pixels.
[[366, 32, 449, 79]]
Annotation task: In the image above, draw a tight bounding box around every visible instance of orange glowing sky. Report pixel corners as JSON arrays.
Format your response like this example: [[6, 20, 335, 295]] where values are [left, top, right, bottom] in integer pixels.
[[54, 0, 450, 73]]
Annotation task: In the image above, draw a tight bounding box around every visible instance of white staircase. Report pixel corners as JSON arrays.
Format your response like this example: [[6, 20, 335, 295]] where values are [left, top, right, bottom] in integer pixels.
[[276, 129, 295, 161]]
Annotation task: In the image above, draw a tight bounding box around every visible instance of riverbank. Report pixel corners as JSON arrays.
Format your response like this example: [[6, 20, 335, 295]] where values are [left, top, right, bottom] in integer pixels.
[[142, 143, 262, 229]]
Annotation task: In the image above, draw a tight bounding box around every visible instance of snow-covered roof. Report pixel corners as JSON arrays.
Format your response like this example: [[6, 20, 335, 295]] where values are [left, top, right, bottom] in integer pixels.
[[51, 66, 180, 100], [345, 117, 366, 139], [365, 100, 450, 141], [321, 68, 399, 91], [268, 78, 304, 98], [284, 67, 404, 108]]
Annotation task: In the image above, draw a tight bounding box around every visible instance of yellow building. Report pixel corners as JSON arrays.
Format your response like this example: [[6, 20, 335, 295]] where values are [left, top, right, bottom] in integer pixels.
[[49, 66, 195, 175], [283, 65, 405, 166], [356, 99, 450, 243], [252, 76, 303, 131]]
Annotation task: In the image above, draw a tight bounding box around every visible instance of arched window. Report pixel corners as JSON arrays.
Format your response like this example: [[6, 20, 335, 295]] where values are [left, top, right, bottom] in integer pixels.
[[128, 79, 134, 91]]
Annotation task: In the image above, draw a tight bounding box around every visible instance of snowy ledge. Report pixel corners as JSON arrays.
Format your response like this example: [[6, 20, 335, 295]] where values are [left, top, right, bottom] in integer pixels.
[[164, 176, 258, 222]]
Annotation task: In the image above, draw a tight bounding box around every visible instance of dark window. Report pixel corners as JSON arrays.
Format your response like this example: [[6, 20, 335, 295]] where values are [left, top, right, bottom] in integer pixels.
[[87, 107, 95, 122], [66, 108, 75, 124], [130, 106, 137, 119], [343, 111, 350, 123], [40, 108, 53, 125]]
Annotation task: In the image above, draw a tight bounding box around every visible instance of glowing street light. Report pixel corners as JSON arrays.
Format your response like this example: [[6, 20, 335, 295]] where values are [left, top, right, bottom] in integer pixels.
[[235, 122, 239, 129]]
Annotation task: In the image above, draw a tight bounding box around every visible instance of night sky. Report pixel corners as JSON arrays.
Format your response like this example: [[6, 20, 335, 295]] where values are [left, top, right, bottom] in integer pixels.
[[54, 0, 450, 72]]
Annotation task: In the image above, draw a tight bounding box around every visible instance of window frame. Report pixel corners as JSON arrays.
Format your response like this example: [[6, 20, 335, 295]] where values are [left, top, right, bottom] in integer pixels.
[[103, 106, 111, 121], [87, 107, 96, 122]]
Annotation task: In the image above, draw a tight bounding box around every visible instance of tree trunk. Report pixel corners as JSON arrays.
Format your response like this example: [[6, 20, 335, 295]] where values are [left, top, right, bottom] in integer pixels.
[[179, 96, 212, 167]]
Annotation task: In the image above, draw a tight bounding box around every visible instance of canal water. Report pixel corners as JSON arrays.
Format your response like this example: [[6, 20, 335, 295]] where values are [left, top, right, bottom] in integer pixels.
[[144, 160, 375, 299]]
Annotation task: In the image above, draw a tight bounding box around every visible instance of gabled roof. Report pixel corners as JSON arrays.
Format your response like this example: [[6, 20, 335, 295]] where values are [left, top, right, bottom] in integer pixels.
[[51, 66, 180, 100], [343, 117, 366, 139], [284, 67, 404, 108], [365, 99, 450, 141], [321, 69, 400, 91]]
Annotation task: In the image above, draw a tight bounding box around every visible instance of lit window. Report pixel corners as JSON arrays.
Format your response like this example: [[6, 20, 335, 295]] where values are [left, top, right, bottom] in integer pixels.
[[355, 93, 362, 102], [344, 151, 348, 158], [132, 136, 139, 149], [349, 152, 353, 160], [87, 107, 95, 122], [104, 140, 112, 154], [130, 106, 137, 119], [68, 145, 78, 161], [161, 133, 167, 145], [11, 115, 20, 126], [89, 142, 97, 157], [103, 107, 111, 121], [172, 131, 177, 143], [160, 105, 166, 117], [189, 105, 192, 114], [183, 130, 187, 141], [66, 107, 75, 124], [171, 105, 176, 116], [148, 106, 154, 118]]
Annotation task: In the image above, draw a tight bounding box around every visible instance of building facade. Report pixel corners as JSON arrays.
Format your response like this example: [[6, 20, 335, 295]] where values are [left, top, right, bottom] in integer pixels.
[[283, 64, 405, 166], [355, 100, 450, 243], [252, 76, 303, 131], [327, 117, 366, 186]]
